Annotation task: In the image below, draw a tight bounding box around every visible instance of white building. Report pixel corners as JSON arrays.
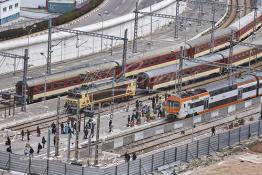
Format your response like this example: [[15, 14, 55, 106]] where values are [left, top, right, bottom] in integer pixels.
[[0, 0, 20, 25]]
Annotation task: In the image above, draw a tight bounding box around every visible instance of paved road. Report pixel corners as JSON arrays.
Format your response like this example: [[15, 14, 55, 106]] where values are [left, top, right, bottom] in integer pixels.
[[68, 0, 164, 29], [0, 1, 227, 90]]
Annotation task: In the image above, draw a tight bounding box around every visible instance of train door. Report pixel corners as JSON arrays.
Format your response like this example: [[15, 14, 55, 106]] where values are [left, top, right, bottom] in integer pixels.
[[238, 88, 243, 99], [204, 98, 209, 109]]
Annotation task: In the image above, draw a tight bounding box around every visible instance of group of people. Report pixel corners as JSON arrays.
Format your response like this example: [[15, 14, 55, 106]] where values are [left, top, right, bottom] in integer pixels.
[[126, 95, 165, 127], [124, 152, 137, 162], [83, 118, 96, 139]]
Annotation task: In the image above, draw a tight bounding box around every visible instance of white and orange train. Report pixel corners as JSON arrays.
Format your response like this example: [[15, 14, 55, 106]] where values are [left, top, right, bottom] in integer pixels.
[[163, 71, 262, 119], [16, 11, 262, 103]]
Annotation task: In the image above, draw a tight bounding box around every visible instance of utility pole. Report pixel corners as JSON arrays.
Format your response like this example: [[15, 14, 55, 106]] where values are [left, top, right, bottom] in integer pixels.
[[67, 131, 71, 162], [252, 0, 258, 41], [94, 103, 101, 165], [150, 3, 153, 43], [55, 97, 60, 156], [46, 129, 51, 175], [210, 4, 216, 53], [122, 29, 128, 77], [74, 99, 80, 161], [133, 2, 138, 53], [174, 0, 180, 39], [21, 49, 29, 112], [228, 30, 234, 84], [176, 46, 184, 95], [47, 18, 52, 74]]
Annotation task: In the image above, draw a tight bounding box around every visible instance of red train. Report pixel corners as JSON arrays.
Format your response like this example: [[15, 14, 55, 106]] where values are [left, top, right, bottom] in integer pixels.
[[16, 11, 262, 103]]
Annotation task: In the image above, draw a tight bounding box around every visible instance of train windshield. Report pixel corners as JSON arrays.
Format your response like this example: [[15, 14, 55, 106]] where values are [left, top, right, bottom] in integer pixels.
[[167, 101, 180, 108], [67, 93, 81, 99]]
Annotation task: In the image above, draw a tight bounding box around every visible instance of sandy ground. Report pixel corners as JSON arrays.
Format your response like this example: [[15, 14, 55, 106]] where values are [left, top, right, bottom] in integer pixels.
[[181, 142, 262, 175]]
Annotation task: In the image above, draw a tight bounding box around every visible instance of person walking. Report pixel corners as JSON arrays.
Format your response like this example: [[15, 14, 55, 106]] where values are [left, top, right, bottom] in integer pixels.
[[83, 127, 89, 139], [36, 126, 41, 137], [51, 122, 56, 134], [37, 143, 42, 154], [5, 136, 11, 146], [109, 119, 113, 133], [42, 136, 46, 148], [132, 152, 137, 161], [124, 152, 130, 162], [211, 126, 216, 136], [29, 146, 34, 156], [127, 115, 130, 127], [26, 129, 30, 142], [6, 145, 12, 153], [60, 123, 64, 134], [21, 130, 24, 141], [53, 135, 56, 147]]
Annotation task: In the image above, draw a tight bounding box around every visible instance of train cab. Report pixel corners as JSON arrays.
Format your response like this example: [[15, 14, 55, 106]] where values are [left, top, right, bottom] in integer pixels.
[[163, 89, 209, 119]]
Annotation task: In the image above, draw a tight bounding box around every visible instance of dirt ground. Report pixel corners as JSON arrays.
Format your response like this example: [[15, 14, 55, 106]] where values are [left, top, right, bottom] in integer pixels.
[[180, 142, 262, 175]]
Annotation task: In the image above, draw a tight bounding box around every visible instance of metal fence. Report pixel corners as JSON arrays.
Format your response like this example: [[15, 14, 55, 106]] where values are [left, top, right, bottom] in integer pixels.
[[0, 152, 104, 175], [0, 121, 261, 175], [104, 120, 262, 175]]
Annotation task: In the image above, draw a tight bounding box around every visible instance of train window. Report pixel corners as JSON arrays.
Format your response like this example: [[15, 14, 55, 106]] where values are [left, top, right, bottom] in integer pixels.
[[242, 85, 257, 93], [209, 85, 237, 96], [190, 100, 204, 108], [40, 86, 44, 92], [67, 80, 71, 85], [150, 59, 154, 65], [47, 84, 51, 90], [74, 80, 78, 84], [60, 82, 64, 87], [168, 101, 179, 107]]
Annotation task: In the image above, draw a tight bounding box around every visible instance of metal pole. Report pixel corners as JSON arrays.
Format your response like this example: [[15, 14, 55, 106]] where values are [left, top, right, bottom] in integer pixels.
[[122, 29, 128, 77], [252, 0, 258, 41], [47, 129, 51, 175], [174, 0, 180, 39], [8, 98, 11, 116], [87, 131, 91, 166], [94, 103, 101, 165], [110, 39, 113, 56], [47, 18, 52, 74], [74, 99, 80, 161], [228, 30, 234, 85], [101, 15, 104, 52], [132, 2, 138, 53], [13, 57, 16, 76], [12, 96, 15, 116], [111, 68, 115, 119], [67, 131, 71, 162], [21, 49, 28, 112], [176, 46, 183, 95], [55, 97, 60, 156], [150, 3, 153, 43], [44, 73, 47, 105], [210, 5, 215, 53]]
